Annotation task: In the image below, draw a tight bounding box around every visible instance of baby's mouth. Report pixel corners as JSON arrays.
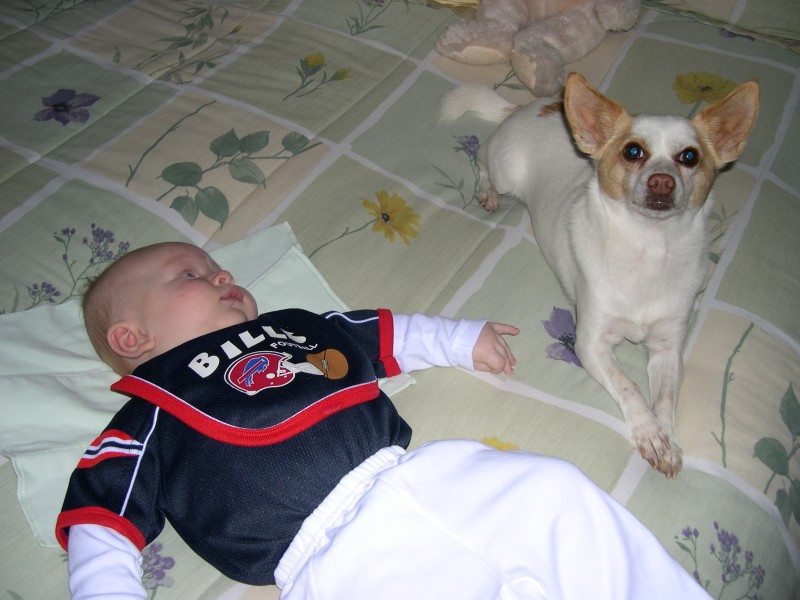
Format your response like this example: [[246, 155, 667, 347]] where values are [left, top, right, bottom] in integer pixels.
[[221, 287, 244, 302]]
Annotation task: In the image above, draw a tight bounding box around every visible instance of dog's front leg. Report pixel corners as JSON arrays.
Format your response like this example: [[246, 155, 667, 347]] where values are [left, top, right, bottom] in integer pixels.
[[645, 325, 687, 477], [575, 326, 673, 474]]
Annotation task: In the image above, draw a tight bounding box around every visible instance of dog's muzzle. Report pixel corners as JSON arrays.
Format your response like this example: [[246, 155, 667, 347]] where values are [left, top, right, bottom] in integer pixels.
[[644, 173, 675, 211]]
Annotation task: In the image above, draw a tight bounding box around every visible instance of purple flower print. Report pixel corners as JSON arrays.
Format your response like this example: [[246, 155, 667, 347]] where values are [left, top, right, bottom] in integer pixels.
[[434, 133, 483, 208], [9, 224, 130, 312], [542, 306, 581, 367], [83, 223, 130, 265], [675, 522, 766, 600], [710, 521, 765, 592], [453, 134, 479, 160], [142, 542, 176, 592], [27, 281, 61, 306], [54, 224, 128, 303], [34, 88, 100, 126]]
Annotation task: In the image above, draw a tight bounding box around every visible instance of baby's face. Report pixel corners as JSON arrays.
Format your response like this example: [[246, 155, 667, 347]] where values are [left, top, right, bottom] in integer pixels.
[[114, 243, 258, 356]]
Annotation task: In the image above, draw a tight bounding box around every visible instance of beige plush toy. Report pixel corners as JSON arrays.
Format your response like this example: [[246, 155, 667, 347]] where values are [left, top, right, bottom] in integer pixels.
[[436, 0, 640, 96]]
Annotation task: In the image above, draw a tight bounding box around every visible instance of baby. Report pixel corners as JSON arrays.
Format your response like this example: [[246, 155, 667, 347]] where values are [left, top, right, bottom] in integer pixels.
[[57, 241, 710, 599]]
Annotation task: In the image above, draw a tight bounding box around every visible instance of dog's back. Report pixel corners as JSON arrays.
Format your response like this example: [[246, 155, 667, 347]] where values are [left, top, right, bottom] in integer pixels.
[[441, 85, 592, 297]]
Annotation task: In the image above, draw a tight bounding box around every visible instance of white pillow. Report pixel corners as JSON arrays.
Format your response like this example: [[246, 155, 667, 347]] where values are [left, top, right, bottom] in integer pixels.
[[0, 223, 411, 546]]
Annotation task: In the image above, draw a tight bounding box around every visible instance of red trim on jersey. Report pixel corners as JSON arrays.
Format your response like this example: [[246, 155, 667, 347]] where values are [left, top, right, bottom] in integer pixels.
[[377, 308, 401, 377], [56, 507, 146, 552], [111, 377, 380, 446], [77, 429, 143, 468]]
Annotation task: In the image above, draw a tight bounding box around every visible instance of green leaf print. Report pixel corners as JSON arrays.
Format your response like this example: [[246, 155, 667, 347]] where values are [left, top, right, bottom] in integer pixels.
[[282, 132, 311, 154], [239, 131, 270, 154], [228, 158, 265, 185], [171, 194, 199, 225], [756, 383, 800, 527], [210, 130, 241, 158], [754, 437, 789, 476], [161, 162, 203, 186], [780, 384, 800, 436], [127, 102, 320, 227], [195, 186, 229, 225]]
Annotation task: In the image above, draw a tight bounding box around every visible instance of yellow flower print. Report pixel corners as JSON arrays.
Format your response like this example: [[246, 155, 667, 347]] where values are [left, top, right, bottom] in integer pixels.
[[331, 68, 352, 82], [284, 53, 352, 100], [362, 191, 420, 244], [303, 52, 326, 70], [481, 436, 519, 451], [308, 190, 421, 258], [673, 72, 738, 117]]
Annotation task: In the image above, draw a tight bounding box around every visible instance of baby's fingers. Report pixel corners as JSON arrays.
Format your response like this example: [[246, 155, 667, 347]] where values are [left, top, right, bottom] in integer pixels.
[[475, 354, 514, 375], [491, 323, 520, 337], [473, 322, 520, 375]]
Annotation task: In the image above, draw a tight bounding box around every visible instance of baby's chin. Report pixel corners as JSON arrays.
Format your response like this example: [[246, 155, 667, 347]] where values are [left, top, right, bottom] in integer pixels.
[[225, 295, 258, 323], [226, 310, 256, 328], [201, 309, 256, 337]]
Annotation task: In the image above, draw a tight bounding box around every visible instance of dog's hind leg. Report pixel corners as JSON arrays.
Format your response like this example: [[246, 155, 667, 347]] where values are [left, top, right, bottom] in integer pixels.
[[476, 161, 502, 212]]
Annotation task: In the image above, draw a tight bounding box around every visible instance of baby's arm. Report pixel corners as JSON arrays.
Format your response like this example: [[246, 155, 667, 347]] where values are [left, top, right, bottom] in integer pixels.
[[68, 524, 147, 599], [392, 314, 518, 374]]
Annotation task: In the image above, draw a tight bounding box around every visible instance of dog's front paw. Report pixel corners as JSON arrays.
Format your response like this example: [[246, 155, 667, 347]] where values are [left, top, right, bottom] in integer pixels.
[[632, 426, 683, 478], [655, 442, 683, 479]]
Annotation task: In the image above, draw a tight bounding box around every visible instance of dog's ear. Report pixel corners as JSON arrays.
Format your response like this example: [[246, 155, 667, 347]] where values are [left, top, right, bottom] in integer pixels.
[[693, 80, 759, 166], [563, 72, 628, 157]]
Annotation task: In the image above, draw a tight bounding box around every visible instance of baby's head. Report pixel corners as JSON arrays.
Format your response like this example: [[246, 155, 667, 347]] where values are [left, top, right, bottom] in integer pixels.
[[83, 242, 258, 374]]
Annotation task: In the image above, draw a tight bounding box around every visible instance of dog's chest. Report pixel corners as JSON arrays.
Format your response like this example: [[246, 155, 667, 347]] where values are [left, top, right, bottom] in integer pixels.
[[579, 220, 705, 327]]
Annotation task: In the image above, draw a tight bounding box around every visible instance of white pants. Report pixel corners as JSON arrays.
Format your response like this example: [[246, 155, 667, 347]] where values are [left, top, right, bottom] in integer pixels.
[[276, 440, 709, 600]]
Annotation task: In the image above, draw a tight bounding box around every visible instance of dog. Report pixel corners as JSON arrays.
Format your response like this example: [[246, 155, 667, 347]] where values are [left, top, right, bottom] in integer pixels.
[[441, 73, 759, 477]]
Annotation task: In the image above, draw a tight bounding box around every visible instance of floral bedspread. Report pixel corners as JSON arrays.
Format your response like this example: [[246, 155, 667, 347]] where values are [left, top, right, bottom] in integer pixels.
[[1, 0, 798, 598]]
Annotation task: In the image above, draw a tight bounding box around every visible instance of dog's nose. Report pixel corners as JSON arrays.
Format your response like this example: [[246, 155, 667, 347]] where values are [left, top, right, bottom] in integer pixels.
[[647, 174, 675, 196]]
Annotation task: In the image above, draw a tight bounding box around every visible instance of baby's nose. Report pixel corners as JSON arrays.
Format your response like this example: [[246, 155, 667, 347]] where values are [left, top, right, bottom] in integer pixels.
[[213, 270, 234, 285]]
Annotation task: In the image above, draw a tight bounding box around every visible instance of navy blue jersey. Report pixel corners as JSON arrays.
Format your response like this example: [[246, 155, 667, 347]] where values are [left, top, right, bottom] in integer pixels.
[[57, 308, 411, 585]]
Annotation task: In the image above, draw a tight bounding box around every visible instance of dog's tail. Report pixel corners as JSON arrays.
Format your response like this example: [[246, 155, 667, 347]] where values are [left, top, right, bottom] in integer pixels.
[[440, 84, 518, 124]]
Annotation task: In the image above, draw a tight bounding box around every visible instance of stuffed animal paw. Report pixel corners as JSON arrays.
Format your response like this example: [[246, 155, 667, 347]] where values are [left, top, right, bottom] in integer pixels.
[[435, 13, 515, 65], [436, 0, 640, 96]]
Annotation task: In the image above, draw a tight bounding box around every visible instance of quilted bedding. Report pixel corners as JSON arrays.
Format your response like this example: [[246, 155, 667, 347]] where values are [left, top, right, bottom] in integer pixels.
[[0, 0, 798, 598]]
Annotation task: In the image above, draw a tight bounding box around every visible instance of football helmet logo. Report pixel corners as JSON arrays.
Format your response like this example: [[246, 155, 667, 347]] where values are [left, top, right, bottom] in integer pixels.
[[225, 351, 295, 395]]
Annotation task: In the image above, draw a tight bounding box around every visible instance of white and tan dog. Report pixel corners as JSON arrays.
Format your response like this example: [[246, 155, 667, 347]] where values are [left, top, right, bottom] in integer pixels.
[[442, 73, 759, 477]]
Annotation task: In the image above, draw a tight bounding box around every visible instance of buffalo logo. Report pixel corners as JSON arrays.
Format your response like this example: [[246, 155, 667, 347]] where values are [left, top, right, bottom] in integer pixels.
[[225, 351, 295, 396]]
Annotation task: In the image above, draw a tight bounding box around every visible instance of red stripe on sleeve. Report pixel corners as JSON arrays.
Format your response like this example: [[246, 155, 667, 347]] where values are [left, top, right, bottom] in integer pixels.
[[56, 507, 147, 552], [377, 308, 401, 377]]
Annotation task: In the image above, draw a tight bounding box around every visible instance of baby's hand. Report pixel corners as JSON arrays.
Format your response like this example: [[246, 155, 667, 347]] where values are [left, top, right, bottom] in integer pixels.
[[473, 322, 519, 376]]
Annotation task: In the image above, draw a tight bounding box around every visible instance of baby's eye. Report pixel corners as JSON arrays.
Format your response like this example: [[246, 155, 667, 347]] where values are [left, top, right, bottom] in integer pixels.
[[181, 271, 198, 279], [623, 143, 647, 162]]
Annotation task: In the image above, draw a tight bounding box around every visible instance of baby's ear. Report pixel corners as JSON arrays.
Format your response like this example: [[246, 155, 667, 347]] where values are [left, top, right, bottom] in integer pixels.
[[108, 321, 156, 359]]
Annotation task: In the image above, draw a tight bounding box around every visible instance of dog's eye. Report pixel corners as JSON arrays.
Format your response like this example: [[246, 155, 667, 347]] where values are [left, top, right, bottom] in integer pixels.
[[677, 147, 699, 167], [623, 143, 646, 162]]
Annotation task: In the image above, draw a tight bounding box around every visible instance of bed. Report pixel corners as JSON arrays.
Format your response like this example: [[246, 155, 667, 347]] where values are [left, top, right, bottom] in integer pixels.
[[1, 0, 798, 598]]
